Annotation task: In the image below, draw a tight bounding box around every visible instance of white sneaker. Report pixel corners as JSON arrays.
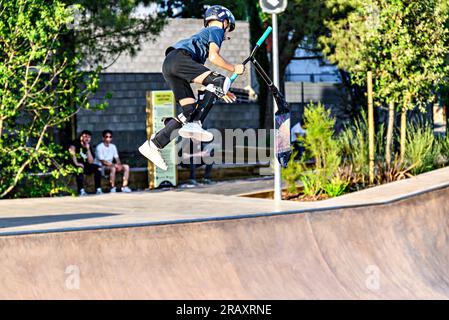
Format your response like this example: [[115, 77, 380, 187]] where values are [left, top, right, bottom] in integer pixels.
[[110, 187, 117, 193], [138, 137, 168, 171], [121, 186, 132, 193], [96, 188, 103, 195], [79, 188, 87, 196], [179, 121, 213, 142]]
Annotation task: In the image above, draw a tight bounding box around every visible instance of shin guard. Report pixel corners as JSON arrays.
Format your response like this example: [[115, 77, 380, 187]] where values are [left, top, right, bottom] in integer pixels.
[[180, 102, 197, 122], [152, 117, 182, 149], [152, 101, 200, 149], [195, 88, 219, 122]]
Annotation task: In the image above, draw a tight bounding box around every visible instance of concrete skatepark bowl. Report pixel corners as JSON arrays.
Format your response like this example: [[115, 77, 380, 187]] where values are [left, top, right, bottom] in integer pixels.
[[1, 169, 449, 299]]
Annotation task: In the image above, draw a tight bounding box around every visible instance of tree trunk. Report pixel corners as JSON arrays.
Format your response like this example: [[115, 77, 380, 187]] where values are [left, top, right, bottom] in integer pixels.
[[59, 29, 78, 146], [385, 101, 395, 174], [367, 72, 374, 185], [400, 106, 407, 164]]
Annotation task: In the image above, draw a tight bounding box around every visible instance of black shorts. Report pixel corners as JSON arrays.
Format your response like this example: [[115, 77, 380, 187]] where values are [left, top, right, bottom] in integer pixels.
[[162, 48, 210, 102]]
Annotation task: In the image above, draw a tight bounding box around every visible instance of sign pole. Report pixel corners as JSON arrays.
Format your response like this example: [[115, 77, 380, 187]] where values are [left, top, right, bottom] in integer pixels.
[[272, 13, 282, 201], [259, 0, 287, 201]]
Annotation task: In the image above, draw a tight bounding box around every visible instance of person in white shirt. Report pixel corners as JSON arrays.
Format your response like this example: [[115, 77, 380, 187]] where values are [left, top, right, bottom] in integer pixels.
[[95, 130, 132, 193], [291, 121, 306, 142]]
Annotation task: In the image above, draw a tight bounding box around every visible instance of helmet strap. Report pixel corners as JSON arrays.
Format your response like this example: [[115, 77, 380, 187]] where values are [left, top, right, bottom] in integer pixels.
[[223, 20, 229, 31]]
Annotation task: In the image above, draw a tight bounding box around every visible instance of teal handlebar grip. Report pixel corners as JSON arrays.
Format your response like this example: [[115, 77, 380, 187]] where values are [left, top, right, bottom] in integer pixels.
[[256, 26, 272, 47], [230, 73, 239, 83]]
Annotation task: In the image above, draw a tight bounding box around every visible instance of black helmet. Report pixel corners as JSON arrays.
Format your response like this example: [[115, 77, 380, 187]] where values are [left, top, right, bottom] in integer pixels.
[[204, 5, 235, 32]]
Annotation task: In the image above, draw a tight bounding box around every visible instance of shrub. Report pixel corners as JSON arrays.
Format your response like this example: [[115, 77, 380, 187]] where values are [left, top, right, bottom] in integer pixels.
[[339, 110, 388, 187], [282, 102, 349, 198], [281, 153, 302, 194], [404, 123, 439, 175], [436, 134, 449, 167]]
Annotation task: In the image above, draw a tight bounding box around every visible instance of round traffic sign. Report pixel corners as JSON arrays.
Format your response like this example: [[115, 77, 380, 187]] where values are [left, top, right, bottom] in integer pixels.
[[259, 0, 288, 14]]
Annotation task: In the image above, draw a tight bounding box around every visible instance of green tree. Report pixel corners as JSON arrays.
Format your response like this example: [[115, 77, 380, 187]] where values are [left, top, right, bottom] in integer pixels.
[[0, 0, 105, 198], [66, 0, 167, 67], [56, 0, 168, 144], [320, 0, 449, 165], [159, 0, 247, 20]]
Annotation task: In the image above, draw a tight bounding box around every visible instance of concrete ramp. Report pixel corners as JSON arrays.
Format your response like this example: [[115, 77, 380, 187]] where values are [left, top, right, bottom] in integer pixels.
[[1, 186, 449, 299]]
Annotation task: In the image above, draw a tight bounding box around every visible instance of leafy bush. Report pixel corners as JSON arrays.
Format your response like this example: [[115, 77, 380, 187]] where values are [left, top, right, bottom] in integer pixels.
[[404, 123, 440, 175], [339, 114, 369, 186], [0, 0, 106, 198], [281, 151, 302, 194], [338, 110, 387, 187], [323, 171, 349, 197], [282, 102, 349, 198], [437, 134, 449, 167]]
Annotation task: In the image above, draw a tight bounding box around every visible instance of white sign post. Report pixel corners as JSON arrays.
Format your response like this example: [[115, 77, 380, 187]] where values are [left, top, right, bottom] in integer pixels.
[[260, 0, 287, 201]]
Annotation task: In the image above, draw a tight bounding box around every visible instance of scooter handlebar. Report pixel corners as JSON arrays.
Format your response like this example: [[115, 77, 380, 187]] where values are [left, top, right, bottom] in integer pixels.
[[230, 27, 272, 83]]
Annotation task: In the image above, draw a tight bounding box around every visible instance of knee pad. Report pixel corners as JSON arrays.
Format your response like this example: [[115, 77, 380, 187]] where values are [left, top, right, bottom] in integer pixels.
[[152, 117, 182, 149], [203, 72, 231, 98]]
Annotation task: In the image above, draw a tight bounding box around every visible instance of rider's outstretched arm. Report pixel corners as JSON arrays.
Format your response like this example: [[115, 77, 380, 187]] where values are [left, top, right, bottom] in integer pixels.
[[208, 43, 241, 73]]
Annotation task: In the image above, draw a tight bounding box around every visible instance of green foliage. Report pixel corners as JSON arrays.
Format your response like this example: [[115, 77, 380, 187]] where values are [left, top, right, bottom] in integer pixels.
[[436, 134, 449, 167], [338, 110, 385, 186], [282, 102, 349, 198], [12, 165, 78, 198], [339, 110, 445, 184], [0, 0, 104, 198], [404, 123, 440, 175], [321, 0, 449, 183], [281, 153, 302, 194], [320, 0, 449, 112], [1, 0, 167, 198], [68, 0, 168, 66], [338, 117, 369, 185], [283, 102, 449, 199], [158, 0, 248, 20], [323, 174, 349, 197]]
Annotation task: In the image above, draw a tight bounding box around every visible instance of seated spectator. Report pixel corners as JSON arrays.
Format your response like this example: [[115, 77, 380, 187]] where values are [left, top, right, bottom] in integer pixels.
[[179, 136, 215, 186], [69, 130, 103, 196], [291, 121, 306, 160], [95, 130, 132, 193]]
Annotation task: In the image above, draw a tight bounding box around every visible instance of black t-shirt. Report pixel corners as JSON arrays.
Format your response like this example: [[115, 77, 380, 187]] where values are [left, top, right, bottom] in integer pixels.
[[70, 139, 94, 165]]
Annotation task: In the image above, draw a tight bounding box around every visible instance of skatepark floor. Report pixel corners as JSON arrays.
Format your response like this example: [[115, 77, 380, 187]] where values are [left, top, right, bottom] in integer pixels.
[[1, 168, 448, 236], [1, 167, 449, 298]]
